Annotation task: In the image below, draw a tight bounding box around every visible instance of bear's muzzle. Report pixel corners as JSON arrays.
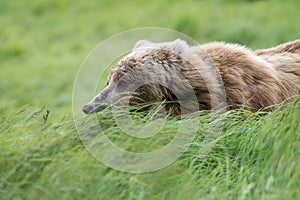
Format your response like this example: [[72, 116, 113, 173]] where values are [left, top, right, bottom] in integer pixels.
[[82, 103, 109, 114]]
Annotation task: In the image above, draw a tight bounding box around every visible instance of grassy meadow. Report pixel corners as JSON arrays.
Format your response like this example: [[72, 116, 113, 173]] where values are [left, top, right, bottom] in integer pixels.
[[1, 0, 300, 199]]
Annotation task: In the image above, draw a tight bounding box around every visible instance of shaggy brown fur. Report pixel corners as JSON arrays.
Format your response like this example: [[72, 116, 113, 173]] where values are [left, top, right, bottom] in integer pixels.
[[83, 39, 300, 115]]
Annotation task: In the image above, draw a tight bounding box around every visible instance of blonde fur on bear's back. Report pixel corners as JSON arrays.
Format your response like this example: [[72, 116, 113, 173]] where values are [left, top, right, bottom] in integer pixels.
[[183, 40, 300, 112], [255, 40, 300, 106], [255, 39, 300, 55]]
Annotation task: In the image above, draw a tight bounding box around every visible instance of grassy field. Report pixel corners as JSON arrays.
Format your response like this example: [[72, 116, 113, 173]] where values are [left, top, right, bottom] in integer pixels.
[[1, 0, 300, 199]]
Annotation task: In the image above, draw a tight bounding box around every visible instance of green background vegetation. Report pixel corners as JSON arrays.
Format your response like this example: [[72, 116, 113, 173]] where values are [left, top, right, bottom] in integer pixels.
[[1, 0, 300, 199]]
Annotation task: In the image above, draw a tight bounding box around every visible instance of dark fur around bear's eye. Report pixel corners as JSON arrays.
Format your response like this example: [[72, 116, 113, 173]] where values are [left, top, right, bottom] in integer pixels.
[[116, 80, 128, 91]]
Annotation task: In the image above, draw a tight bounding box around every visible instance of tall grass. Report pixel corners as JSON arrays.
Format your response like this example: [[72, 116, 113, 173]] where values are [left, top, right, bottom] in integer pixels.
[[1, 99, 299, 199]]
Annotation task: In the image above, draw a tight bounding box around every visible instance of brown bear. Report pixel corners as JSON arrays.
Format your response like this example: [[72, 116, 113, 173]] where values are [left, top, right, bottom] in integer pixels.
[[82, 39, 300, 116]]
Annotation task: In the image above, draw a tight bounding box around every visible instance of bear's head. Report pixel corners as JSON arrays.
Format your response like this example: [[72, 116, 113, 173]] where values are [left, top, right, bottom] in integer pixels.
[[82, 39, 200, 116]]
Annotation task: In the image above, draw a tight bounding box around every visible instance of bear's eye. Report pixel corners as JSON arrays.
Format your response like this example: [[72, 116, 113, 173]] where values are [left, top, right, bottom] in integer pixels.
[[116, 80, 128, 91]]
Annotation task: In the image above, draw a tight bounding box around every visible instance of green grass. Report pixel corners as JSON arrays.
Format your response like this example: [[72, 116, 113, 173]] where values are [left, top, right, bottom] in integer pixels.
[[1, 0, 300, 199]]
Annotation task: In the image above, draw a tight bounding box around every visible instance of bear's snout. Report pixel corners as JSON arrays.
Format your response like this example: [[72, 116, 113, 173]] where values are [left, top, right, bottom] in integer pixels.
[[82, 104, 94, 114], [82, 103, 109, 114]]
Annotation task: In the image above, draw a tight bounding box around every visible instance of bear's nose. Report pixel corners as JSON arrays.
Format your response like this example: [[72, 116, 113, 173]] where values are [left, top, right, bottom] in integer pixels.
[[82, 103, 109, 114], [82, 104, 94, 114]]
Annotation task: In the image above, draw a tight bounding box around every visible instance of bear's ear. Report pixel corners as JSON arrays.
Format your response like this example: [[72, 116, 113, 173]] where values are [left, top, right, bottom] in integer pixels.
[[168, 39, 189, 55], [133, 39, 153, 50]]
